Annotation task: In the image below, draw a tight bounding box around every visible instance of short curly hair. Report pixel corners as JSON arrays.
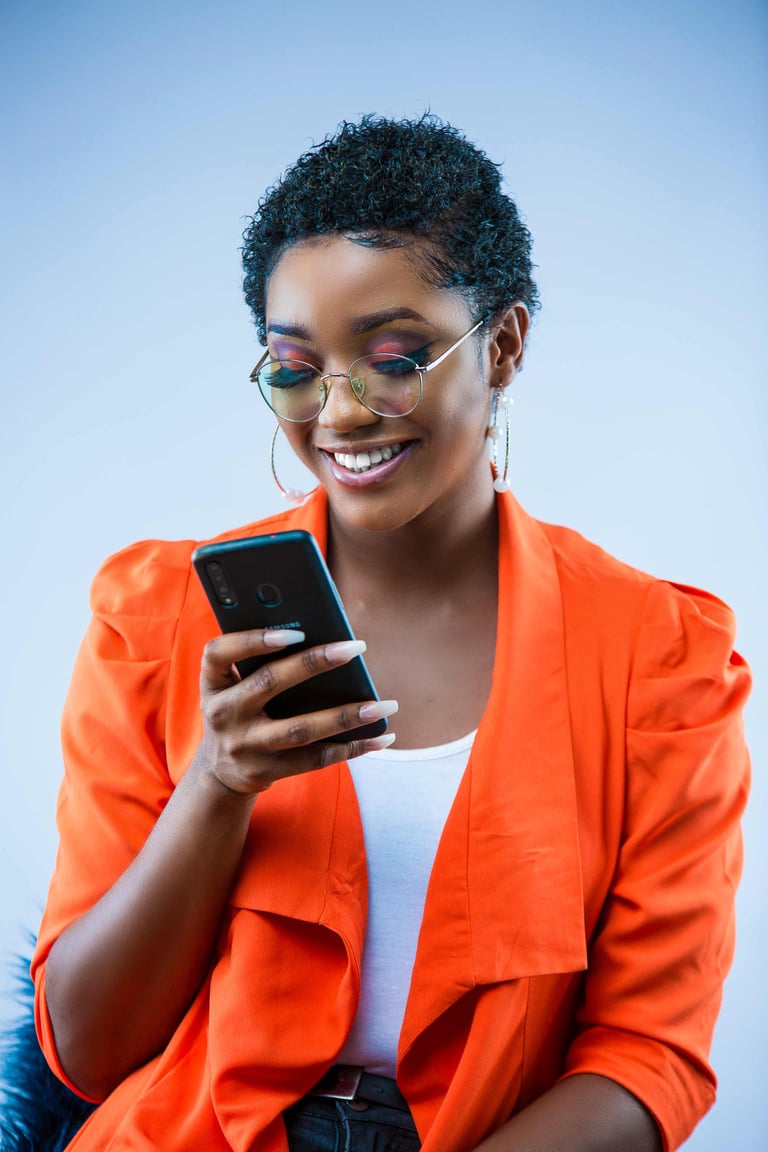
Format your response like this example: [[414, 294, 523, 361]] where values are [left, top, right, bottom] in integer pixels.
[[241, 115, 540, 342]]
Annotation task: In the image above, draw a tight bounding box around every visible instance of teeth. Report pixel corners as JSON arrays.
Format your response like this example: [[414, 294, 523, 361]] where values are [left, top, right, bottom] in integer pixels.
[[334, 443, 403, 473]]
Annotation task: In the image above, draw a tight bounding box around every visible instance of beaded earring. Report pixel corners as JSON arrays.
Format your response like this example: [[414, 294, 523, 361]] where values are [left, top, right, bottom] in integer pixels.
[[487, 386, 513, 493]]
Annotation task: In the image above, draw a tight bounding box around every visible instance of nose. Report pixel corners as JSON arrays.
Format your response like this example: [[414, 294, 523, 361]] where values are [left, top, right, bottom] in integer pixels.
[[317, 373, 379, 432]]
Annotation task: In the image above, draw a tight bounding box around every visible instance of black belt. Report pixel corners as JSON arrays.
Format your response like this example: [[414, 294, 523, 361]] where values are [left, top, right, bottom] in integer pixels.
[[308, 1064, 409, 1112]]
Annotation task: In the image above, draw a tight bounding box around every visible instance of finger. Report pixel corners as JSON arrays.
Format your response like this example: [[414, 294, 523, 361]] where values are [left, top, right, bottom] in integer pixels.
[[226, 730, 399, 794], [235, 639, 368, 707], [262, 697, 399, 752], [261, 730, 398, 786], [314, 732, 398, 768], [201, 628, 305, 691]]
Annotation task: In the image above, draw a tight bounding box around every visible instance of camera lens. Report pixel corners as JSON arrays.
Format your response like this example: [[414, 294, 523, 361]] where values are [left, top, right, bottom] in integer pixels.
[[206, 562, 237, 607]]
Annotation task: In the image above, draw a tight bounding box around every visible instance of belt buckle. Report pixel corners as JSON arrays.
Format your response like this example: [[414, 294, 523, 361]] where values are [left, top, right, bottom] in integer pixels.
[[309, 1064, 364, 1101]]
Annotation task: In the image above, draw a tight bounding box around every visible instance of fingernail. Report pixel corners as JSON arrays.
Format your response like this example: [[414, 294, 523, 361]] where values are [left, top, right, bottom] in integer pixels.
[[358, 699, 399, 721], [264, 628, 305, 648], [324, 639, 367, 662], [364, 733, 397, 751]]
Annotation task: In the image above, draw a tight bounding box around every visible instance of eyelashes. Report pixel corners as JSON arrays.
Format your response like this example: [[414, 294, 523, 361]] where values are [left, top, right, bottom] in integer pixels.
[[402, 343, 431, 366]]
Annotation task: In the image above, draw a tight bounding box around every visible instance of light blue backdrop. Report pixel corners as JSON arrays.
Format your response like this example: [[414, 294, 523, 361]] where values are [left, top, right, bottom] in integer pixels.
[[1, 1, 765, 1147]]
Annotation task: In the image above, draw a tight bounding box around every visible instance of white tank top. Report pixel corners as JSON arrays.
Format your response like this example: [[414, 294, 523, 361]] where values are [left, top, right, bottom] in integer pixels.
[[337, 730, 475, 1075]]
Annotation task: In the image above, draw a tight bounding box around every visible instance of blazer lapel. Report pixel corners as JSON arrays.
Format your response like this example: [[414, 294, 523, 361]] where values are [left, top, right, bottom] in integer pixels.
[[400, 491, 587, 1056]]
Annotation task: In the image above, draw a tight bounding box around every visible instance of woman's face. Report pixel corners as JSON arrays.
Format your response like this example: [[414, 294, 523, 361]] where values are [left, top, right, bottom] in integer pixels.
[[264, 235, 518, 535]]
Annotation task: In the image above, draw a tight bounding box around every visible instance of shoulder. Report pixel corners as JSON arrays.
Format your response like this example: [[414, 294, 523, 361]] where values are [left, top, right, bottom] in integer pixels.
[[538, 518, 655, 592], [524, 512, 749, 703], [537, 514, 739, 641], [89, 504, 306, 621]]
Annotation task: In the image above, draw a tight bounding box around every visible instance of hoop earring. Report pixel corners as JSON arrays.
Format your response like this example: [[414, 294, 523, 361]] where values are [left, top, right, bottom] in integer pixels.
[[487, 387, 512, 493], [270, 423, 313, 504]]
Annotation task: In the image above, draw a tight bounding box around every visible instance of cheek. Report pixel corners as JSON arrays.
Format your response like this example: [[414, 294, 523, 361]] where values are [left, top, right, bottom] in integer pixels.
[[434, 381, 493, 436], [279, 422, 316, 465]]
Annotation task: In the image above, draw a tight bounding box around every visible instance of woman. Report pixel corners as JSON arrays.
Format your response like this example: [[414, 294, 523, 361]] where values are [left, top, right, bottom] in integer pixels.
[[31, 116, 750, 1152]]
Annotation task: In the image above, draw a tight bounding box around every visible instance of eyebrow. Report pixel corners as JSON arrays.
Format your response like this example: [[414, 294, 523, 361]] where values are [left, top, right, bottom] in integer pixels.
[[350, 307, 429, 335], [267, 307, 430, 340]]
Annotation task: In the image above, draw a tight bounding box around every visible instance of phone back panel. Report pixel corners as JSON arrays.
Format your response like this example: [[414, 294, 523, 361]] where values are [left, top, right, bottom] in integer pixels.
[[192, 530, 385, 740]]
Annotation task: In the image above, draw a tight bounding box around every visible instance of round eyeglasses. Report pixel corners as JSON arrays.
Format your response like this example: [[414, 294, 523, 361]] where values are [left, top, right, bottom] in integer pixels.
[[250, 318, 485, 423]]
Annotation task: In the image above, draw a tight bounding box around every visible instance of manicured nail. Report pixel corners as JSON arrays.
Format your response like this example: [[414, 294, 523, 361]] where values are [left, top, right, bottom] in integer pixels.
[[263, 628, 305, 648], [324, 639, 367, 663], [363, 733, 397, 751], [358, 699, 399, 722]]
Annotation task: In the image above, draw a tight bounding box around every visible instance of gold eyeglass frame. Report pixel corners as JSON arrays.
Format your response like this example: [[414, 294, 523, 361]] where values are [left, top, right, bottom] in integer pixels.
[[249, 317, 485, 422]]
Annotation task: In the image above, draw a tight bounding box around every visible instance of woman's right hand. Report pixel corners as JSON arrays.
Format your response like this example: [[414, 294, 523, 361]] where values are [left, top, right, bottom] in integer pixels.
[[195, 628, 397, 796]]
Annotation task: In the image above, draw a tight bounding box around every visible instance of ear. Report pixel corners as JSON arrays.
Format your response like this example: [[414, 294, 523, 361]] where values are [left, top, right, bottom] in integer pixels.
[[486, 303, 530, 389]]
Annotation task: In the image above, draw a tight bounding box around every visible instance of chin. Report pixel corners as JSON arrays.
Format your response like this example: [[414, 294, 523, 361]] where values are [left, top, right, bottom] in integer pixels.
[[326, 490, 424, 535]]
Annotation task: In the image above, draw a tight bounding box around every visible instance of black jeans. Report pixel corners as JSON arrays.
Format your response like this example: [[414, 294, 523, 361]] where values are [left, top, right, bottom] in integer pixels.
[[284, 1095, 421, 1152]]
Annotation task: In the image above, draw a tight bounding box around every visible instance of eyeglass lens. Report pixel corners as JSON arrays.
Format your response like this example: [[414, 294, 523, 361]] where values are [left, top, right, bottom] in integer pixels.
[[256, 354, 422, 421]]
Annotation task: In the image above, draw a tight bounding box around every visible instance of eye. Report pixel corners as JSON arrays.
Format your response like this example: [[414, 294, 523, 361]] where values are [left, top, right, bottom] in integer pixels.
[[264, 361, 318, 390], [405, 344, 430, 367], [369, 342, 431, 368], [365, 355, 416, 377]]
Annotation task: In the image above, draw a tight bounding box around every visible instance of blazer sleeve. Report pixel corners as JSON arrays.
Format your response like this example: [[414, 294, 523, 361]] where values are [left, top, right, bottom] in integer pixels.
[[562, 579, 751, 1151], [30, 538, 195, 1091]]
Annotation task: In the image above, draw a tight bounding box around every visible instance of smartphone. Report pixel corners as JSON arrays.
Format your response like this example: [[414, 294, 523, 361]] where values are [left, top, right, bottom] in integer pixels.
[[192, 530, 385, 742]]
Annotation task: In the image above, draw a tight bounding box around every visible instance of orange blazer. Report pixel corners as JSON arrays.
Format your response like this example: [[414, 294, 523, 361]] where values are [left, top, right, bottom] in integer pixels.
[[32, 489, 751, 1152]]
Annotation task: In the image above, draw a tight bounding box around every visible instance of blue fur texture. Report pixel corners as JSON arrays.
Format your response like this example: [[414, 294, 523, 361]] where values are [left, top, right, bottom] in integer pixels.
[[0, 950, 96, 1152]]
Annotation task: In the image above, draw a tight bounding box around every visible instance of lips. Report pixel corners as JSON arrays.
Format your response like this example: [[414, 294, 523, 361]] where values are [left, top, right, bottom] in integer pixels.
[[320, 440, 416, 487], [332, 443, 403, 474]]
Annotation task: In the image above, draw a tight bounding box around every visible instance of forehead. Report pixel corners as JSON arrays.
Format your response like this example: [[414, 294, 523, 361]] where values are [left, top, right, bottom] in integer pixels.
[[265, 235, 471, 333]]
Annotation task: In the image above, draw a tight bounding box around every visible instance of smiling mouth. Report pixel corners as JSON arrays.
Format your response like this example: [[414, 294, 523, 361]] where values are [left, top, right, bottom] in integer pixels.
[[331, 442, 404, 474]]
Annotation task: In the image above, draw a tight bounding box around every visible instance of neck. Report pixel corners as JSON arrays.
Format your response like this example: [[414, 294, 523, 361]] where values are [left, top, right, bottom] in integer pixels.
[[326, 482, 500, 593]]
